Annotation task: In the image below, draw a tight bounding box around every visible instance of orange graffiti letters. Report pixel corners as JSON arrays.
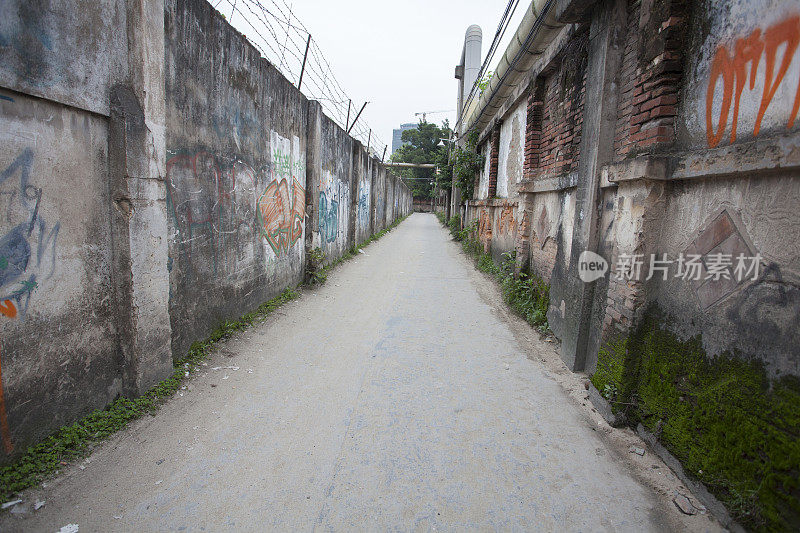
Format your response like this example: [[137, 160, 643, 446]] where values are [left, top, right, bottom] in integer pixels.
[[706, 14, 800, 147], [0, 300, 16, 319]]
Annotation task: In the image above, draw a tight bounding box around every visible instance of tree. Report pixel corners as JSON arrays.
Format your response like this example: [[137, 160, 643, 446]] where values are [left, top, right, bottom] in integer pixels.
[[391, 120, 451, 199]]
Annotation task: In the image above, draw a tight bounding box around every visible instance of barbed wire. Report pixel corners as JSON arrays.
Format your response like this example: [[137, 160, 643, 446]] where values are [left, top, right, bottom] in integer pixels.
[[211, 0, 388, 159]]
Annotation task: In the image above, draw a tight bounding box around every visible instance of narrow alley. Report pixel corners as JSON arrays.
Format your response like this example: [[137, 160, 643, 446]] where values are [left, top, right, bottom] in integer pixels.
[[4, 214, 719, 532]]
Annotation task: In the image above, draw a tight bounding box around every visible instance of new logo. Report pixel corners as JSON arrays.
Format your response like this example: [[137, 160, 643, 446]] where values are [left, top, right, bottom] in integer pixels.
[[578, 251, 608, 282]]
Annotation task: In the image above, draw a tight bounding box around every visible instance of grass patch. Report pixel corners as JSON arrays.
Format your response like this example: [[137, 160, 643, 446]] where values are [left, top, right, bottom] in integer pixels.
[[0, 214, 410, 502], [591, 313, 800, 531]]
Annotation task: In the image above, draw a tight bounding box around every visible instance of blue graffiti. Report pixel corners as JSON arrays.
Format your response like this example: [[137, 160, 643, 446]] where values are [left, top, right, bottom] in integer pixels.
[[0, 148, 59, 317], [357, 184, 369, 227], [318, 191, 339, 244]]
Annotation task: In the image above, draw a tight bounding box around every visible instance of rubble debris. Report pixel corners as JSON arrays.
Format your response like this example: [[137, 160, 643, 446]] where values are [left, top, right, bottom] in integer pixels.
[[629, 446, 646, 456], [673, 494, 697, 515], [1, 499, 22, 509]]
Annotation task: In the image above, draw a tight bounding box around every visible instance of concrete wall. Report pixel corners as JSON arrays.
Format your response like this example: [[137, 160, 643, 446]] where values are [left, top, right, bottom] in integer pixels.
[[0, 87, 119, 456], [165, 0, 309, 357], [0, 0, 171, 458], [310, 108, 352, 263], [0, 0, 411, 460]]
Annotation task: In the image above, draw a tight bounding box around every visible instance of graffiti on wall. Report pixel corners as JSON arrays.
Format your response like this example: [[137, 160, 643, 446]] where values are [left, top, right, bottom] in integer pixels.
[[257, 133, 305, 256], [167, 152, 256, 277], [166, 132, 305, 276], [358, 179, 370, 229], [318, 170, 348, 245], [0, 148, 59, 319], [0, 148, 61, 454], [705, 13, 800, 147]]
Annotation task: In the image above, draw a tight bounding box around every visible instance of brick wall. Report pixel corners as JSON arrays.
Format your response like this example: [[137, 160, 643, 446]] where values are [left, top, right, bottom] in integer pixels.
[[523, 80, 545, 179], [614, 0, 688, 158], [529, 34, 588, 180], [488, 125, 500, 197]]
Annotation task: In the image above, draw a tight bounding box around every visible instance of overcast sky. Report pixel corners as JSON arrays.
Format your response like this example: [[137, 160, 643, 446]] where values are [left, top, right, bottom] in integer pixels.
[[214, 0, 526, 154]]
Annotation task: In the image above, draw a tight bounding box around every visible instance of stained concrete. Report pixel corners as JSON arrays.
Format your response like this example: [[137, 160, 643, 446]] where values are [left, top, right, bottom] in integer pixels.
[[3, 214, 720, 532]]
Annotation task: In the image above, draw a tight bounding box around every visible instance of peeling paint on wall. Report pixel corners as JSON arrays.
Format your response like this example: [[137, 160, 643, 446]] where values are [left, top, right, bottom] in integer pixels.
[[497, 100, 527, 197]]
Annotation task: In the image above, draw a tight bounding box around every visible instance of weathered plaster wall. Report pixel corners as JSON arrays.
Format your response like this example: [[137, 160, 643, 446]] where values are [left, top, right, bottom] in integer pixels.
[[0, 0, 128, 116], [372, 164, 386, 233], [0, 88, 119, 457], [382, 173, 391, 229], [477, 142, 491, 200], [354, 153, 372, 245], [311, 112, 352, 262], [650, 176, 800, 378], [527, 190, 575, 282], [458, 0, 799, 381], [597, 0, 800, 378], [496, 100, 527, 198], [165, 0, 308, 357]]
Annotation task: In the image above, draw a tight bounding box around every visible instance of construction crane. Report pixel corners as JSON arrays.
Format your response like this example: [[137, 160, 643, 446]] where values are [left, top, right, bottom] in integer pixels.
[[414, 109, 455, 122]]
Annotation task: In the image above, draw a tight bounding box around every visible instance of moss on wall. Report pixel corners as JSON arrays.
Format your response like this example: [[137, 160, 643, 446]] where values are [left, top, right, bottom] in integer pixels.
[[591, 313, 800, 531]]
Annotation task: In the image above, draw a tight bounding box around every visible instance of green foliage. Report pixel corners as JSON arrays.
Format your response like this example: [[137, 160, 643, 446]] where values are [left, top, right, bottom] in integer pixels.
[[477, 253, 500, 275], [499, 252, 550, 330], [590, 335, 628, 404], [0, 214, 413, 502], [453, 227, 550, 332], [392, 120, 451, 199], [477, 71, 493, 93], [447, 214, 463, 240], [452, 130, 484, 202], [305, 247, 327, 284], [458, 219, 478, 244], [592, 314, 800, 531]]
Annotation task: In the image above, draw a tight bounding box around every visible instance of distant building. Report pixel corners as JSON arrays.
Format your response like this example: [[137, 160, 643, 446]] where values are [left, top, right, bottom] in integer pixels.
[[391, 123, 418, 154]]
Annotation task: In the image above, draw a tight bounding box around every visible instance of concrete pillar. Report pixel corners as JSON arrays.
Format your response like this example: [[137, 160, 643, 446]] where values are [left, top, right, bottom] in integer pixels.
[[348, 142, 363, 248], [305, 101, 323, 253], [108, 0, 172, 396], [549, 0, 627, 371]]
